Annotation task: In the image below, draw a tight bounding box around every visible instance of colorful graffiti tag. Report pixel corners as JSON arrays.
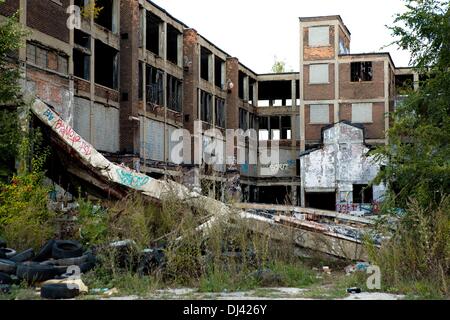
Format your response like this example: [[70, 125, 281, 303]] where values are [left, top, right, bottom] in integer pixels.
[[116, 168, 150, 189], [42, 107, 93, 156]]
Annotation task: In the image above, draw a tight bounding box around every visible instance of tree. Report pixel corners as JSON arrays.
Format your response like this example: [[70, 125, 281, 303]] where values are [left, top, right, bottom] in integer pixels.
[[369, 0, 450, 297], [0, 2, 28, 180], [374, 0, 450, 209], [271, 58, 286, 73]]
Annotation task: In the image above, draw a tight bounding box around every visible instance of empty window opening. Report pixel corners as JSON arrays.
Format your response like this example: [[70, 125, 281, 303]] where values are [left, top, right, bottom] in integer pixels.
[[200, 47, 212, 82], [270, 116, 280, 141], [200, 90, 213, 123], [74, 29, 90, 49], [94, 0, 115, 32], [395, 74, 414, 93], [249, 78, 256, 104], [353, 185, 373, 204], [138, 62, 143, 100], [167, 74, 182, 112], [73, 49, 90, 80], [281, 116, 292, 140], [167, 24, 180, 65], [238, 71, 245, 100], [258, 80, 292, 106], [239, 108, 248, 130], [309, 64, 329, 84], [249, 113, 256, 130], [305, 192, 336, 211], [351, 62, 373, 82], [95, 40, 118, 89], [258, 117, 269, 141], [146, 11, 162, 56], [215, 97, 225, 128], [146, 65, 164, 106], [214, 56, 225, 89], [257, 186, 292, 205]]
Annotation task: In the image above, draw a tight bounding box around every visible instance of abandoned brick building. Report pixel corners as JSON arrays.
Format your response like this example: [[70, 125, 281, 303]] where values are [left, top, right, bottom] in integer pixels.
[[0, 0, 418, 213]]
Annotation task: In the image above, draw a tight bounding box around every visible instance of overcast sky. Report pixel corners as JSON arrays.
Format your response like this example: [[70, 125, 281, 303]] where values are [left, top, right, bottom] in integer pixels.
[[151, 0, 412, 73]]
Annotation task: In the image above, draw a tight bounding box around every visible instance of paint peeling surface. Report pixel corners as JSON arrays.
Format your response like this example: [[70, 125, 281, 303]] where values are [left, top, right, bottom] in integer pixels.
[[300, 123, 386, 214]]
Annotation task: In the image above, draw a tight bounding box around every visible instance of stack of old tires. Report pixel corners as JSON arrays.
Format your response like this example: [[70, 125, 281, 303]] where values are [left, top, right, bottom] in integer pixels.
[[0, 238, 95, 299]]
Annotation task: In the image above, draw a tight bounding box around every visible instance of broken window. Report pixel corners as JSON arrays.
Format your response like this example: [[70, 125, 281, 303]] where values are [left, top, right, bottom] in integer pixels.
[[73, 30, 91, 80], [167, 24, 180, 65], [146, 11, 162, 56], [353, 185, 373, 204], [310, 104, 329, 124], [215, 97, 225, 128], [138, 62, 143, 100], [95, 40, 118, 89], [73, 49, 90, 80], [74, 29, 90, 49], [239, 71, 246, 100], [214, 56, 225, 89], [27, 43, 68, 74], [270, 116, 280, 141], [308, 26, 330, 47], [146, 65, 164, 106], [200, 47, 212, 82], [351, 62, 373, 82], [258, 117, 269, 141], [395, 74, 414, 93], [239, 108, 248, 130], [200, 90, 213, 123], [309, 64, 329, 84], [352, 103, 372, 123], [249, 113, 256, 130], [167, 74, 182, 112], [281, 116, 291, 140], [94, 0, 116, 32]]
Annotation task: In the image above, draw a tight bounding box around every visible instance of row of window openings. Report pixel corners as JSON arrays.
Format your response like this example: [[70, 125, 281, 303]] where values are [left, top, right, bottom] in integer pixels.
[[75, 0, 118, 33], [138, 65, 183, 113], [309, 62, 373, 84], [26, 43, 68, 75], [140, 10, 182, 66], [199, 90, 226, 128]]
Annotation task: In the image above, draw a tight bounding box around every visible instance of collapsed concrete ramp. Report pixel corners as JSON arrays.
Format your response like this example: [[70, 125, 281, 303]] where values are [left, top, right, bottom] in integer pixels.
[[31, 99, 372, 261]]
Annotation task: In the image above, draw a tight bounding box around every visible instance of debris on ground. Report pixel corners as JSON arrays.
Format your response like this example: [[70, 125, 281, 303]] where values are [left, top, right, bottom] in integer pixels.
[[0, 239, 96, 299]]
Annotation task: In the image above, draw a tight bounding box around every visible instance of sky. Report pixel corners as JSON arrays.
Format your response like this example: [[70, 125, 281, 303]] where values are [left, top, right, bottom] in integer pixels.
[[151, 0, 412, 73]]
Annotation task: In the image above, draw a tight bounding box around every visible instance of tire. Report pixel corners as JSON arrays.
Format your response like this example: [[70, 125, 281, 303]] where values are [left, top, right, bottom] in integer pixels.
[[16, 262, 58, 283], [0, 284, 11, 294], [54, 252, 94, 267], [0, 238, 5, 249], [40, 283, 79, 300], [52, 241, 83, 260], [0, 259, 16, 274], [10, 248, 35, 263], [33, 240, 55, 262], [79, 260, 96, 273], [0, 272, 12, 285], [0, 248, 16, 259]]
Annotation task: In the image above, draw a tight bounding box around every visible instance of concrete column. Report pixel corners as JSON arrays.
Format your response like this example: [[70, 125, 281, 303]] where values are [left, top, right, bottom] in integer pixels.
[[291, 79, 296, 146]]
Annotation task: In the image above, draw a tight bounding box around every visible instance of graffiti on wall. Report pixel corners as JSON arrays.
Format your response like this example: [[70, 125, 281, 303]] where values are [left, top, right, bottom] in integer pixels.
[[336, 201, 381, 215], [43, 107, 92, 156], [116, 168, 150, 189]]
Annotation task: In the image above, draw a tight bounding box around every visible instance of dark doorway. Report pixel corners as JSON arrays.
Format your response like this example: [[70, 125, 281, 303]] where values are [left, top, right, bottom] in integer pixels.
[[305, 192, 336, 211]]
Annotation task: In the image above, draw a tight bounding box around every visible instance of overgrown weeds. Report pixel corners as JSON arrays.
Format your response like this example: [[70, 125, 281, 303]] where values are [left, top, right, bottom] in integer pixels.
[[368, 196, 450, 298]]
